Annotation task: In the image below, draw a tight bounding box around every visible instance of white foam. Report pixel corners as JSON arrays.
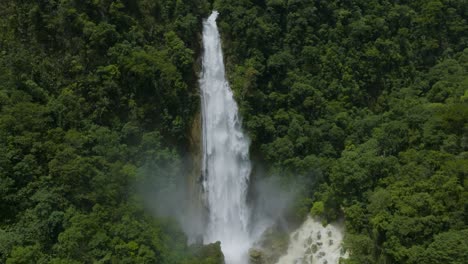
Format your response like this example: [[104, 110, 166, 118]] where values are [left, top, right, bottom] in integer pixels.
[[276, 217, 348, 264], [200, 11, 253, 264]]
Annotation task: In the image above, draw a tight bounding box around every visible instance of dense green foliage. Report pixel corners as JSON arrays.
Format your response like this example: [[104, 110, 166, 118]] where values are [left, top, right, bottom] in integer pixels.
[[0, 0, 224, 263], [214, 0, 467, 263], [1, 0, 467, 263]]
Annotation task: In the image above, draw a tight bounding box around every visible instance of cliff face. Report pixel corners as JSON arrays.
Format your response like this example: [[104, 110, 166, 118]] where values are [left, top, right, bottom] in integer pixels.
[[186, 111, 207, 241], [188, 111, 202, 196]]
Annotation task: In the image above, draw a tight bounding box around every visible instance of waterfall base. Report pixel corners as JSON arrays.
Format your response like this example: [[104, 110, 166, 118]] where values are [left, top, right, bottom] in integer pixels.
[[275, 217, 348, 264]]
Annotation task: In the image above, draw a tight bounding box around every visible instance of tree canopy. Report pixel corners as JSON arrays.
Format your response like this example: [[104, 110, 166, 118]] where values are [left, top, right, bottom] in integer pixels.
[[0, 0, 222, 263], [214, 0, 467, 263], [1, 0, 467, 263]]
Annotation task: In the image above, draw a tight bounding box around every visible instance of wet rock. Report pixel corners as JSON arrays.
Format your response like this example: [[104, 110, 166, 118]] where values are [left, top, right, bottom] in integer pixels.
[[253, 226, 289, 264], [293, 258, 301, 264], [293, 232, 299, 241], [311, 244, 318, 254], [249, 248, 263, 264], [317, 251, 326, 259]]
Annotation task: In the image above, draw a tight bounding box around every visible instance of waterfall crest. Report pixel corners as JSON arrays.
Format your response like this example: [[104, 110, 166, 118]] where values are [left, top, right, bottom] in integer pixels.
[[200, 11, 252, 264]]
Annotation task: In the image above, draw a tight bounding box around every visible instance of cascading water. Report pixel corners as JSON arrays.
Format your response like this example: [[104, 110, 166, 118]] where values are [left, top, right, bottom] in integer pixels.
[[200, 11, 252, 264], [276, 217, 348, 264]]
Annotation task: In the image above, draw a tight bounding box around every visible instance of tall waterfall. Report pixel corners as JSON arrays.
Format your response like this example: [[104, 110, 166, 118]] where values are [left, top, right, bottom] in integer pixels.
[[200, 11, 252, 264]]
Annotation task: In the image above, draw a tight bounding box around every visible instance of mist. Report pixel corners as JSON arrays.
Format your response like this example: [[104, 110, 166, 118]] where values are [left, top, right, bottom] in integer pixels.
[[136, 152, 307, 248], [248, 174, 297, 241], [137, 154, 206, 243]]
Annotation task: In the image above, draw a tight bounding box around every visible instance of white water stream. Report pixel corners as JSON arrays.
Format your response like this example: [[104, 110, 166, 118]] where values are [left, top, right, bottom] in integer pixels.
[[200, 11, 252, 264], [276, 217, 348, 264], [199, 11, 347, 264]]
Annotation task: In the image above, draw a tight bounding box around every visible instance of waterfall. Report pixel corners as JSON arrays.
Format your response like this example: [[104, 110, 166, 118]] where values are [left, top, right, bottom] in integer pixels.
[[200, 11, 252, 264]]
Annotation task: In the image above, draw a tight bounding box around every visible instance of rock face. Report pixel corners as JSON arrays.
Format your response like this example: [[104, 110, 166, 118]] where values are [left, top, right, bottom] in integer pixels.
[[249, 249, 263, 264], [275, 217, 348, 264], [248, 225, 290, 264], [187, 111, 206, 241], [188, 111, 202, 196]]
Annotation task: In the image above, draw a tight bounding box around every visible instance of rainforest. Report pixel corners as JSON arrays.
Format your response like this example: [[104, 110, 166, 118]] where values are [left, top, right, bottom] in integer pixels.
[[0, 0, 467, 264]]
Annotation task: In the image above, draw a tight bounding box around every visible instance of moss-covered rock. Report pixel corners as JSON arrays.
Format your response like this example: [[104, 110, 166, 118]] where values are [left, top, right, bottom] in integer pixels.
[[186, 241, 225, 264], [250, 226, 290, 264], [249, 248, 263, 264]]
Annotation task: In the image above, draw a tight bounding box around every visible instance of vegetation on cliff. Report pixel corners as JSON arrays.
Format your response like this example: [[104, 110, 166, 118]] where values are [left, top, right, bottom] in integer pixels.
[[0, 0, 467, 263], [0, 0, 219, 263], [215, 0, 467, 263]]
